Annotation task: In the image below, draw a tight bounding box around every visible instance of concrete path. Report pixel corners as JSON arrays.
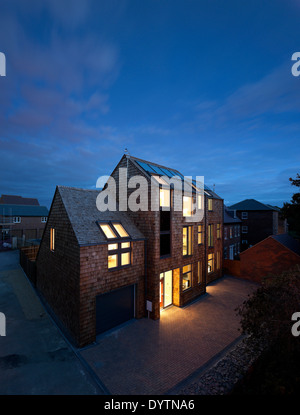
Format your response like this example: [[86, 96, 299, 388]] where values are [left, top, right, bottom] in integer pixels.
[[80, 275, 258, 395], [0, 250, 102, 395]]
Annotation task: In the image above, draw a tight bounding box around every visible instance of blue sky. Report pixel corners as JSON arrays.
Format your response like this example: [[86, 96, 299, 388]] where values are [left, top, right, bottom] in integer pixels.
[[0, 0, 300, 209]]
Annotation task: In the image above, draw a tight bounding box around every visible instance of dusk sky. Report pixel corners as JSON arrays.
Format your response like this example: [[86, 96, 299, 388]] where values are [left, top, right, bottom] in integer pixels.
[[0, 0, 300, 209]]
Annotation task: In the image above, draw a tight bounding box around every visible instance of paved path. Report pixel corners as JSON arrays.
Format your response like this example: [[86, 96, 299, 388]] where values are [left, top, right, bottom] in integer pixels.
[[80, 275, 258, 395], [0, 250, 101, 395]]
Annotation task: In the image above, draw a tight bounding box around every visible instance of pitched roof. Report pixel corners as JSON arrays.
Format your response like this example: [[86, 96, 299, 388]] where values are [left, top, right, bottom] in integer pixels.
[[228, 199, 277, 211], [57, 186, 145, 246], [0, 194, 39, 205], [223, 207, 242, 224], [271, 234, 300, 256], [129, 155, 222, 199], [0, 204, 48, 217]]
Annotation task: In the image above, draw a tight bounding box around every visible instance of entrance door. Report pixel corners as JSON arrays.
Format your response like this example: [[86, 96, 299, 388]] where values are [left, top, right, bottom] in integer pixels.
[[160, 270, 173, 308]]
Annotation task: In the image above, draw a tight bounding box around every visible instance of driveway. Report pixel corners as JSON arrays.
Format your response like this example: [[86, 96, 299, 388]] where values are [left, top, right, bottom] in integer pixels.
[[0, 250, 102, 395], [0, 249, 258, 395], [80, 275, 258, 395]]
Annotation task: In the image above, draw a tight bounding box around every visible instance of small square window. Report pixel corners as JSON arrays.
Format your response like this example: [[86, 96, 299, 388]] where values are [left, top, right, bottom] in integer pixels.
[[121, 252, 130, 266], [108, 254, 118, 269], [241, 212, 248, 219]]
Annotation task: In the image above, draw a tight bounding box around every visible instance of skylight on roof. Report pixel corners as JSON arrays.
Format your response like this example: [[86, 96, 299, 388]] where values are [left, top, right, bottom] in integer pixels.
[[99, 223, 117, 239], [98, 222, 130, 239], [112, 223, 129, 238]]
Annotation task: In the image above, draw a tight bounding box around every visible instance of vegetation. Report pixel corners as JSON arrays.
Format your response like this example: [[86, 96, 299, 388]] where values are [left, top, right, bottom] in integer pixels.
[[233, 266, 300, 394], [281, 173, 300, 239]]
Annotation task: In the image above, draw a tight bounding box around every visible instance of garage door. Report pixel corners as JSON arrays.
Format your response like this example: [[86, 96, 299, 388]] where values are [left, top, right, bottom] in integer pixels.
[[96, 285, 135, 335]]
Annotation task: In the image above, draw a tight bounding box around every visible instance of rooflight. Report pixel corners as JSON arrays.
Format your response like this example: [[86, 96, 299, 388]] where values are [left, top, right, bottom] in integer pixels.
[[112, 223, 129, 238], [99, 223, 117, 239]]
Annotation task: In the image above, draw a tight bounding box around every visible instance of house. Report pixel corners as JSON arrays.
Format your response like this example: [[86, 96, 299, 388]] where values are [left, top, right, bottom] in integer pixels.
[[36, 154, 224, 347], [36, 186, 146, 347], [223, 207, 241, 260], [228, 199, 288, 250], [239, 234, 300, 284], [0, 195, 48, 242]]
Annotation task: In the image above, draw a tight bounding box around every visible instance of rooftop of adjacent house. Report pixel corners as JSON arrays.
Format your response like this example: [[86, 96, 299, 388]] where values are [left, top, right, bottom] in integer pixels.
[[223, 207, 242, 224], [0, 194, 39, 205], [0, 204, 48, 217], [228, 199, 280, 211], [128, 155, 222, 200], [57, 186, 145, 246], [271, 234, 300, 256]]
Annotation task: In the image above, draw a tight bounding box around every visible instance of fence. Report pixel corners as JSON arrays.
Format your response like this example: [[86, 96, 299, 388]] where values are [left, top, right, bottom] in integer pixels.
[[19, 245, 39, 285]]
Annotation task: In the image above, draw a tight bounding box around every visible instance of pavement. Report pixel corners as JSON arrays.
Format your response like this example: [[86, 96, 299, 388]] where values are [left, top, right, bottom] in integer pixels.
[[0, 249, 258, 395]]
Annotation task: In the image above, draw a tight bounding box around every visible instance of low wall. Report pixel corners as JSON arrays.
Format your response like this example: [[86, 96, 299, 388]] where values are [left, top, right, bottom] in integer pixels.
[[223, 259, 240, 277]]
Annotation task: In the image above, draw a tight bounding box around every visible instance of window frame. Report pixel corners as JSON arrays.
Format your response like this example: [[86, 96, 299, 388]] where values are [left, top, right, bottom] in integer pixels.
[[97, 220, 131, 241], [208, 198, 213, 211], [183, 195, 193, 217], [108, 241, 132, 270], [241, 212, 248, 219], [41, 216, 47, 223], [182, 264, 192, 291], [50, 228, 55, 252], [183, 225, 193, 256], [208, 224, 214, 248], [197, 224, 203, 245], [242, 225, 248, 234], [208, 253, 214, 274], [13, 216, 21, 224], [217, 223, 221, 239]]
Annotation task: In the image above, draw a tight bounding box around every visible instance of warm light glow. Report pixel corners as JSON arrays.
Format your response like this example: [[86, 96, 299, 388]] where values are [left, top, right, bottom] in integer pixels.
[[112, 223, 129, 238], [208, 253, 214, 273], [50, 228, 55, 251], [208, 198, 213, 211], [160, 188, 170, 208], [182, 264, 192, 290], [121, 242, 130, 249], [121, 252, 130, 266], [100, 223, 117, 239], [108, 243, 118, 250], [183, 196, 192, 217], [108, 254, 118, 268]]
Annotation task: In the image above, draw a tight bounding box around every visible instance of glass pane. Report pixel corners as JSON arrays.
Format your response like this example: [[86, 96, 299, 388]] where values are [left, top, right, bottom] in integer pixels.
[[100, 223, 117, 239], [108, 254, 118, 268], [164, 271, 172, 307], [108, 243, 118, 250], [188, 226, 192, 255], [121, 242, 130, 249], [112, 223, 129, 238], [183, 227, 187, 255], [121, 252, 130, 266], [160, 188, 170, 207], [183, 196, 192, 217], [182, 264, 191, 273]]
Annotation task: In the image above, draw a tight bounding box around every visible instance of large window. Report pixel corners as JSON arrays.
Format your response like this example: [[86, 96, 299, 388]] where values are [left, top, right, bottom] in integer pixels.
[[108, 242, 131, 269], [50, 228, 55, 252], [183, 226, 193, 256], [208, 224, 214, 248], [182, 264, 192, 291], [208, 198, 213, 211], [208, 253, 214, 273], [198, 224, 203, 244], [183, 196, 193, 217]]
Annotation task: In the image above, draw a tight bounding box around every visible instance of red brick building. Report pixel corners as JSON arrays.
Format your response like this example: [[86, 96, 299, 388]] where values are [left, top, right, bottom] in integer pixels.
[[0, 195, 48, 242], [240, 234, 300, 284], [36, 155, 224, 346], [228, 199, 288, 251], [223, 207, 241, 260]]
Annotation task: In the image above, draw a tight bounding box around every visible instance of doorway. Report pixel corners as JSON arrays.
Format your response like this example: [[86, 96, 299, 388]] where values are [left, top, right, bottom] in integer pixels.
[[160, 270, 172, 308]]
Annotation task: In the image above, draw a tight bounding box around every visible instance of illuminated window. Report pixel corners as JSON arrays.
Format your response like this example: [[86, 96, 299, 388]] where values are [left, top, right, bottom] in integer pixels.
[[183, 196, 193, 217], [197, 194, 203, 210], [208, 224, 214, 247], [208, 253, 214, 273], [108, 254, 118, 269], [198, 224, 203, 244], [160, 188, 170, 208], [100, 223, 117, 239], [183, 226, 193, 256], [217, 223, 221, 239], [208, 198, 213, 211], [112, 223, 129, 238], [107, 242, 131, 269], [50, 228, 55, 251], [182, 264, 192, 291]]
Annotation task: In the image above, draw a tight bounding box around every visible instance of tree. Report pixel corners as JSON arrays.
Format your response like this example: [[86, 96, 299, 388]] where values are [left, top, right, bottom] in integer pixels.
[[281, 173, 300, 239]]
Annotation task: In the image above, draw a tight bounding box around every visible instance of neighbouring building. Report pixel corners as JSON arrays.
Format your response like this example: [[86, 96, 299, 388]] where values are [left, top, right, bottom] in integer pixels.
[[0, 194, 48, 241], [239, 234, 300, 284], [228, 199, 288, 250], [223, 207, 241, 260], [36, 154, 224, 347]]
